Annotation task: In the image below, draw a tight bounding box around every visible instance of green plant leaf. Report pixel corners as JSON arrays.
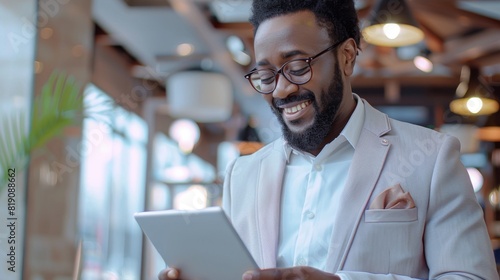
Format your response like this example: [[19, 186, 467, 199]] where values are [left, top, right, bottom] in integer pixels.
[[0, 70, 84, 192], [0, 112, 29, 187]]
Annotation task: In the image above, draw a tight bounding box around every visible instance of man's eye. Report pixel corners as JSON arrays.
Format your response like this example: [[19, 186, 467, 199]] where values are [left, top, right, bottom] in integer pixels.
[[259, 73, 275, 84], [261, 77, 274, 85], [288, 66, 310, 76]]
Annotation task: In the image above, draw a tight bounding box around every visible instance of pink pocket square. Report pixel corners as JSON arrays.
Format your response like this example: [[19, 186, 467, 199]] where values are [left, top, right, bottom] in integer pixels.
[[370, 184, 416, 209]]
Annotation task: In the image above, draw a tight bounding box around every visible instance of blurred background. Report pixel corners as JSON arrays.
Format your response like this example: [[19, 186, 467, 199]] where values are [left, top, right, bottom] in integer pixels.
[[1, 0, 500, 279]]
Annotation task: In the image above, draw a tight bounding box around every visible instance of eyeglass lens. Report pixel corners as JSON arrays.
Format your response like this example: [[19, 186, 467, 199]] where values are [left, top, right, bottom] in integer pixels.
[[248, 59, 312, 94]]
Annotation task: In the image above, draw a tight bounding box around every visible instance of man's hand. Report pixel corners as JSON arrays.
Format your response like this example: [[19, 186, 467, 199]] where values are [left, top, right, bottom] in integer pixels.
[[158, 268, 180, 280], [242, 267, 341, 280]]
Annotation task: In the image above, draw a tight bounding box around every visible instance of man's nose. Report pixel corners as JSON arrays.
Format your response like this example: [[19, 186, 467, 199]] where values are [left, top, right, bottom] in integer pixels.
[[272, 74, 298, 99]]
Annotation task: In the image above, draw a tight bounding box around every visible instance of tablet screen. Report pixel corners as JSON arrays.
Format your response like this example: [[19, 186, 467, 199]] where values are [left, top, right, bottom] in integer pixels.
[[134, 207, 259, 280]]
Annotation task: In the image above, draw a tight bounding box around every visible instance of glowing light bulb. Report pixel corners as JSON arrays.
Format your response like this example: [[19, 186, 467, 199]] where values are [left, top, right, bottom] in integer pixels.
[[174, 185, 208, 210], [169, 119, 200, 153], [383, 23, 401, 39], [466, 168, 484, 193], [413, 56, 433, 73], [466, 97, 483, 114], [177, 43, 194, 56], [489, 189, 500, 208]]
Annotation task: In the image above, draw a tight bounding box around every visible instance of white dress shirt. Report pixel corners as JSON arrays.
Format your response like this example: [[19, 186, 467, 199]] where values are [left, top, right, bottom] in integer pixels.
[[276, 95, 365, 276]]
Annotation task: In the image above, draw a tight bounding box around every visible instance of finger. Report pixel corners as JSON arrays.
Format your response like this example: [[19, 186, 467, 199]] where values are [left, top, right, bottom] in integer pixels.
[[243, 267, 338, 280], [158, 268, 180, 280], [243, 268, 297, 280]]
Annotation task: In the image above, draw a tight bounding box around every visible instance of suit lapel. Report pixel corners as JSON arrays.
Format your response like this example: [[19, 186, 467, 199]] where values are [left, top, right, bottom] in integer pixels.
[[324, 100, 392, 272], [256, 140, 286, 268]]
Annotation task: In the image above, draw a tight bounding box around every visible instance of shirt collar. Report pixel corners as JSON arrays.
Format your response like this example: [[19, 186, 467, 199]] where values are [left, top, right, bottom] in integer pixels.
[[282, 93, 365, 162], [343, 93, 365, 148]]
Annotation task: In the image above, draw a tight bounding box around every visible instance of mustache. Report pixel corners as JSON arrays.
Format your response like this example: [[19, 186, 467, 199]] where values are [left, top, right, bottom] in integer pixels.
[[273, 91, 315, 108]]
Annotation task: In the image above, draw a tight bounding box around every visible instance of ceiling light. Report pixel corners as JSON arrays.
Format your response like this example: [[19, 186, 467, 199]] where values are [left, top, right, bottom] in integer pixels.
[[466, 167, 483, 193], [489, 188, 500, 208], [362, 0, 424, 47], [226, 35, 244, 52], [413, 49, 433, 73], [226, 35, 251, 66], [40, 27, 53, 39], [450, 66, 499, 116], [176, 43, 194, 56], [169, 118, 200, 154], [167, 71, 233, 123], [173, 185, 208, 210], [232, 51, 251, 66]]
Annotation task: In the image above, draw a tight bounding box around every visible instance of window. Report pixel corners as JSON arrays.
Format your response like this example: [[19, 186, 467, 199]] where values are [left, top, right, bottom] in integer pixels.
[[78, 85, 147, 280]]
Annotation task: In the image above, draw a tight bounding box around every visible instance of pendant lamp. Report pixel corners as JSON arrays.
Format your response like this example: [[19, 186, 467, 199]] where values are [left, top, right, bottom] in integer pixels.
[[449, 66, 499, 116], [413, 48, 433, 73], [362, 0, 424, 47], [167, 71, 233, 123]]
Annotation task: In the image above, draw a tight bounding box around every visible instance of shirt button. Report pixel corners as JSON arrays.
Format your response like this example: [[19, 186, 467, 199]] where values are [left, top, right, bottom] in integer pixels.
[[314, 164, 322, 171], [306, 211, 315, 219]]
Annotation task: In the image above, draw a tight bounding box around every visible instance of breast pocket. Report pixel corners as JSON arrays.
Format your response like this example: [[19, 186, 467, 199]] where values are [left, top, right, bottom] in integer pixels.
[[345, 208, 423, 274], [364, 208, 418, 223]]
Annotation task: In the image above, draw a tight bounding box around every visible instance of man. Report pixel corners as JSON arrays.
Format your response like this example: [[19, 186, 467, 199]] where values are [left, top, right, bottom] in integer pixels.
[[160, 0, 498, 279]]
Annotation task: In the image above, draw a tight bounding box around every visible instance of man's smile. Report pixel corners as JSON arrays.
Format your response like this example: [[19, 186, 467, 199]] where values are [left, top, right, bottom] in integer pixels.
[[279, 100, 313, 122], [283, 100, 312, 114]]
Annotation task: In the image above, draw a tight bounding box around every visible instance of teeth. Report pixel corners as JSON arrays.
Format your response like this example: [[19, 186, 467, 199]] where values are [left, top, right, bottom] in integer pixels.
[[284, 101, 310, 114]]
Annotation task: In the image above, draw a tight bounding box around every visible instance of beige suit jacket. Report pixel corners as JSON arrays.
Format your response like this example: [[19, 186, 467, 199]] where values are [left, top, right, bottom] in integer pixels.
[[222, 98, 498, 279]]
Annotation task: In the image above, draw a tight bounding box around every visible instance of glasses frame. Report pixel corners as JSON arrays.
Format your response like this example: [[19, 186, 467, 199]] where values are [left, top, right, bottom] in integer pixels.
[[244, 40, 344, 94]]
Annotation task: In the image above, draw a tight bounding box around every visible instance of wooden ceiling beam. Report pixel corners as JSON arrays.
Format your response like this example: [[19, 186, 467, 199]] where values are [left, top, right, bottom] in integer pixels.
[[472, 51, 500, 68], [211, 21, 253, 30], [432, 29, 500, 65], [356, 5, 373, 20], [211, 21, 254, 40], [352, 75, 458, 88], [414, 0, 500, 30], [413, 16, 445, 53], [155, 53, 210, 62]]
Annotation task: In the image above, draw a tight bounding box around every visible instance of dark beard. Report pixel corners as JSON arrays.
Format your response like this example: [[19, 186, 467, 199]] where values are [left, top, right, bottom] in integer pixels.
[[271, 62, 343, 152]]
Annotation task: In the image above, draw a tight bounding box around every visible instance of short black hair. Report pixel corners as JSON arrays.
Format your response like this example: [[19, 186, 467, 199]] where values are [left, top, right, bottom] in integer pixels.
[[249, 0, 360, 48]]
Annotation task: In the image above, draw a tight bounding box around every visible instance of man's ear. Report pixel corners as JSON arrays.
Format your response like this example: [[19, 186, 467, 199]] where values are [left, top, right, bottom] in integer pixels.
[[340, 38, 357, 76]]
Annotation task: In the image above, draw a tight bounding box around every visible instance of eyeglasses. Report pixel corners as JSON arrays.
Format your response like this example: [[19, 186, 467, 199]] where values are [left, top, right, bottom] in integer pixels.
[[244, 40, 343, 94]]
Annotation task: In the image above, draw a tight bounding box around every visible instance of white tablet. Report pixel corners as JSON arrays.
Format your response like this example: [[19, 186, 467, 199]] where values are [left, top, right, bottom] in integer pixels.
[[134, 207, 259, 280]]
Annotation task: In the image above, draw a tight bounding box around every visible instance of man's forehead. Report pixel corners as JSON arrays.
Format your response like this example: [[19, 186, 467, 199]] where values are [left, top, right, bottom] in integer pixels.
[[253, 11, 330, 60], [254, 11, 320, 41]]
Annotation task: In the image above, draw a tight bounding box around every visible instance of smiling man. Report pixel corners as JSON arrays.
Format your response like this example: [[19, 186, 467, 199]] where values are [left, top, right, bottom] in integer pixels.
[[158, 1, 498, 279], [249, 8, 353, 156]]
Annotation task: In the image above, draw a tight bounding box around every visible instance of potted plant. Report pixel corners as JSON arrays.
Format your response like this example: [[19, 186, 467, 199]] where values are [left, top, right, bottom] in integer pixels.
[[0, 71, 84, 193]]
